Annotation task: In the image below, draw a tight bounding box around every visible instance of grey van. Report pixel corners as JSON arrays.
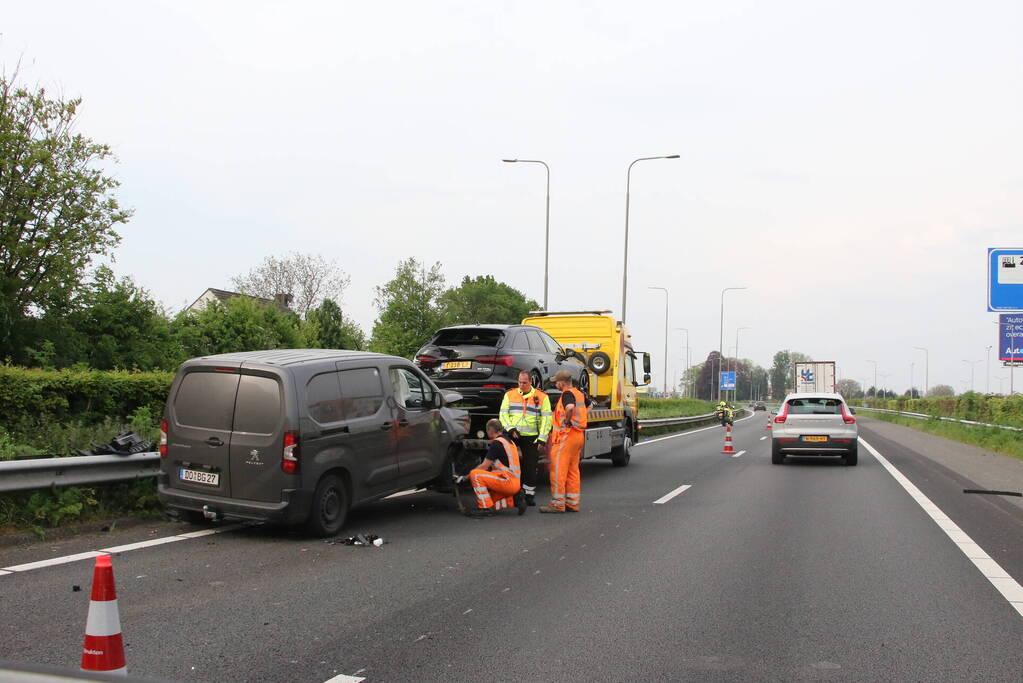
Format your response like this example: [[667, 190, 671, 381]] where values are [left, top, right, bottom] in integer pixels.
[[158, 349, 469, 535]]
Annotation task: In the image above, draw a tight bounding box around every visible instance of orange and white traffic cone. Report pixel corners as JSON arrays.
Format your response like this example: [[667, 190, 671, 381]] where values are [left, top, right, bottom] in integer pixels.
[[765, 419, 772, 430], [721, 423, 736, 454], [81, 554, 126, 676]]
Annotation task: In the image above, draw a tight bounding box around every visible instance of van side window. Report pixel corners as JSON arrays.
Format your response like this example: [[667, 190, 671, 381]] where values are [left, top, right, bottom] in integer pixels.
[[233, 375, 282, 434], [307, 372, 344, 423], [390, 366, 434, 410], [174, 371, 239, 431], [339, 367, 385, 418]]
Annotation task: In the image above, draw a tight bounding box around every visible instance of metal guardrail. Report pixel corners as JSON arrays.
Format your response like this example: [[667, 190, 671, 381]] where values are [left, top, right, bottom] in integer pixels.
[[0, 452, 161, 494], [854, 406, 1023, 432], [638, 409, 748, 429]]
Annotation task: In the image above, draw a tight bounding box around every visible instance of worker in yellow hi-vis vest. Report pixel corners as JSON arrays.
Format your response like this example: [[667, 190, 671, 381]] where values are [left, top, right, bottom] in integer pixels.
[[499, 370, 552, 506]]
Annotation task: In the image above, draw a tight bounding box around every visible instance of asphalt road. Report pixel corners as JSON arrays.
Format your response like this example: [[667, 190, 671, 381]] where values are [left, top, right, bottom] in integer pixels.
[[2, 414, 1022, 682]]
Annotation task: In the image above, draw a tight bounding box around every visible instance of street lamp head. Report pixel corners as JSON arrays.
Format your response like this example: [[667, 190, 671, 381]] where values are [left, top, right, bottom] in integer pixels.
[[666, 154, 681, 159], [501, 159, 517, 163]]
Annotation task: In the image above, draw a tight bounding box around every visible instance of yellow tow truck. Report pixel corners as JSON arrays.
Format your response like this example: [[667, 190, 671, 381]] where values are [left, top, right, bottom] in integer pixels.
[[521, 310, 651, 466]]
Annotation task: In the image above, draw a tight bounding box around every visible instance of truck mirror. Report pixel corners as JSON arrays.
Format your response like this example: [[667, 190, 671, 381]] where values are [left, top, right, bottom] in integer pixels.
[[642, 353, 652, 374], [643, 373, 651, 385]]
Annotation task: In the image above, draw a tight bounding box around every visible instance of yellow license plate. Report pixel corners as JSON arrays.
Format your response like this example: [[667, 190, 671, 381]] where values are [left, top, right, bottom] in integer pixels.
[[802, 435, 827, 442], [443, 361, 472, 370]]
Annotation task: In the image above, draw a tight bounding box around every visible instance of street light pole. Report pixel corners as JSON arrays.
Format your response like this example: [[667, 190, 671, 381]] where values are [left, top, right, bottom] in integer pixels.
[[718, 287, 747, 401], [986, 345, 992, 394], [963, 359, 981, 393], [910, 362, 914, 399], [502, 159, 550, 309], [913, 347, 929, 396], [735, 326, 751, 401], [648, 286, 669, 395], [993, 321, 1016, 395], [621, 154, 679, 322]]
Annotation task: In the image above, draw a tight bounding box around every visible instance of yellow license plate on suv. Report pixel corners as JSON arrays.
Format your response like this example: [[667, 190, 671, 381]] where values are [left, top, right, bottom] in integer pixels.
[[802, 435, 827, 442], [443, 361, 472, 370]]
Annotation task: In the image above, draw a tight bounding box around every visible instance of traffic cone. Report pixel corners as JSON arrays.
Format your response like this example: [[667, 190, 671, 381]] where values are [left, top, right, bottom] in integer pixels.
[[765, 419, 772, 430], [81, 554, 126, 675], [721, 424, 736, 454]]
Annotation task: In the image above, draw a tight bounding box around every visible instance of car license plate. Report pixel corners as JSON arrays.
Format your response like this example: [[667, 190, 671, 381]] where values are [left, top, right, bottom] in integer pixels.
[[179, 468, 219, 486], [802, 435, 827, 442], [443, 361, 472, 370]]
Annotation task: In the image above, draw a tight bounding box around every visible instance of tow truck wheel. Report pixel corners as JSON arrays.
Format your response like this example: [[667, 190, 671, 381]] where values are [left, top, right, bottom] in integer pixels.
[[611, 421, 632, 467], [588, 352, 611, 374]]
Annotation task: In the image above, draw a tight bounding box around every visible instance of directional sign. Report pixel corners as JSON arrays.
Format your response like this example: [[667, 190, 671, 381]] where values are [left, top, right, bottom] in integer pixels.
[[998, 313, 1023, 362], [987, 248, 1023, 312], [719, 371, 736, 390]]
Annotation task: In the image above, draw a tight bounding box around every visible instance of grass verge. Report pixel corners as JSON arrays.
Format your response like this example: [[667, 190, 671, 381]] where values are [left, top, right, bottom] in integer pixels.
[[638, 397, 717, 419], [865, 411, 1023, 462]]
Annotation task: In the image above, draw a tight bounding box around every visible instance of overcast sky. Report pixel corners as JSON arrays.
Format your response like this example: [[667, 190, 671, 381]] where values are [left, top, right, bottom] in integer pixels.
[[4, 0, 1021, 394]]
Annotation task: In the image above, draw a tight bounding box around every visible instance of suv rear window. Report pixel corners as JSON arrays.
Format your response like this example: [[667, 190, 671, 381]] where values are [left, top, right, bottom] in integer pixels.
[[173, 371, 239, 431], [787, 398, 841, 415], [432, 328, 504, 346], [233, 375, 282, 434]]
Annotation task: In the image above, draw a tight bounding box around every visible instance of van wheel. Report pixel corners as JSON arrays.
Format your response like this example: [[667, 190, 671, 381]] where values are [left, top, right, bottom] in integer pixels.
[[306, 474, 349, 537]]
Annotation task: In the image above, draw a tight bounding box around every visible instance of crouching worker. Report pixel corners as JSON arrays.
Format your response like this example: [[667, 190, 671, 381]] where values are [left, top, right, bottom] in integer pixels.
[[466, 419, 527, 518]]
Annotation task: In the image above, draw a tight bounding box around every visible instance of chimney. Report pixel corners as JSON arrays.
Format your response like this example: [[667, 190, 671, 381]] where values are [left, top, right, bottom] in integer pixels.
[[274, 293, 293, 310]]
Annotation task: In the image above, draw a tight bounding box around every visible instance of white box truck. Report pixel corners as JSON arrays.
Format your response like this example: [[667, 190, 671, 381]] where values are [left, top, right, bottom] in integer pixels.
[[793, 361, 837, 393]]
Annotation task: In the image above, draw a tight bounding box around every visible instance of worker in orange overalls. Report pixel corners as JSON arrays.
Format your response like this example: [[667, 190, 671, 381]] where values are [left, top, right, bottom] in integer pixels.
[[465, 419, 527, 517], [540, 370, 588, 514]]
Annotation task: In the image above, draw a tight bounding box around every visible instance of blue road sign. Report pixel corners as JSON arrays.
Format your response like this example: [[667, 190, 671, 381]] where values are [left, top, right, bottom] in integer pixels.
[[720, 371, 736, 390], [998, 313, 1023, 362], [988, 248, 1023, 312]]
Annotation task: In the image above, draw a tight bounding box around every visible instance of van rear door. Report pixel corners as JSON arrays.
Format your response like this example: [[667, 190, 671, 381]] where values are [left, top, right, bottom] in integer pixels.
[[227, 372, 286, 502], [166, 366, 241, 497]]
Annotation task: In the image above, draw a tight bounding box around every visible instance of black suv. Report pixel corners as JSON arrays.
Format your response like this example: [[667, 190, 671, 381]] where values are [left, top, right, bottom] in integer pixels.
[[414, 325, 588, 431]]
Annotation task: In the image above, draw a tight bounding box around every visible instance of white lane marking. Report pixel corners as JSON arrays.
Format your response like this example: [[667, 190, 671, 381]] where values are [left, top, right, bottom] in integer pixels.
[[4, 551, 104, 573], [860, 437, 1023, 619], [384, 488, 424, 499], [653, 484, 692, 504], [731, 450, 746, 458], [637, 412, 755, 447], [323, 675, 366, 683], [1, 524, 245, 574], [759, 436, 767, 441]]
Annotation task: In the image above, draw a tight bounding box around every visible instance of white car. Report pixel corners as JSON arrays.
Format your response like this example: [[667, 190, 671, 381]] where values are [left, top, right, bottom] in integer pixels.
[[770, 393, 858, 466]]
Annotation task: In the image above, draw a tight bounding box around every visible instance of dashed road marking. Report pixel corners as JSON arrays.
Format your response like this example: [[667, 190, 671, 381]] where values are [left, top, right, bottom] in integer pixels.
[[731, 450, 746, 458], [0, 524, 245, 575], [323, 675, 366, 683], [760, 436, 767, 441], [860, 437, 1023, 619], [653, 484, 692, 505]]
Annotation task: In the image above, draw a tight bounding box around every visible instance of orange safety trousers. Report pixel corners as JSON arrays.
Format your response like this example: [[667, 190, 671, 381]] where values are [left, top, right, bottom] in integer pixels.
[[468, 469, 520, 510], [547, 431, 583, 511]]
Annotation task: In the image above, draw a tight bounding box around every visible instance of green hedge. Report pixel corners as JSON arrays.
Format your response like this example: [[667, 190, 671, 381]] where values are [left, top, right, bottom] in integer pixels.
[[849, 394, 1023, 429], [0, 366, 174, 440]]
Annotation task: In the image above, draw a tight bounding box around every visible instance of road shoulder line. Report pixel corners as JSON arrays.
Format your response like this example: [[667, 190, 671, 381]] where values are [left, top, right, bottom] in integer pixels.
[[860, 437, 1023, 618]]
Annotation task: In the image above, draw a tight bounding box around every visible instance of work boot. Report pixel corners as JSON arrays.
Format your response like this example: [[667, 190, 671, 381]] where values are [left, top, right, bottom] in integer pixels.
[[566, 507, 579, 513], [538, 506, 564, 514], [525, 494, 536, 507], [515, 492, 527, 516], [464, 508, 495, 518]]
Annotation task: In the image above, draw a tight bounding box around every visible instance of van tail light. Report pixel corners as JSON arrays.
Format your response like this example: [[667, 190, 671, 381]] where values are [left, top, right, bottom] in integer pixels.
[[282, 430, 300, 474], [774, 404, 789, 424], [159, 419, 168, 457], [841, 404, 856, 424], [475, 355, 514, 367]]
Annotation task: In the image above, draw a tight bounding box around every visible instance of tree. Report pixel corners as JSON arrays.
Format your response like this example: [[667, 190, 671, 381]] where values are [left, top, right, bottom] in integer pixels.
[[927, 384, 955, 397], [231, 252, 351, 318], [695, 351, 721, 400], [302, 299, 365, 350], [171, 296, 300, 357], [769, 349, 810, 397], [0, 74, 132, 357], [439, 275, 538, 325], [837, 378, 862, 399], [370, 258, 446, 359]]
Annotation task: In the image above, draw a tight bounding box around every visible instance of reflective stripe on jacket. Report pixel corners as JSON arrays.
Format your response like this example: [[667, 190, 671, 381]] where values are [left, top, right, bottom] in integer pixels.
[[499, 388, 553, 441], [492, 435, 522, 480], [552, 387, 588, 435]]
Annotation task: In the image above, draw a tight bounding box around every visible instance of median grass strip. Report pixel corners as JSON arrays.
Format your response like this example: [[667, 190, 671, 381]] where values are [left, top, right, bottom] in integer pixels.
[[638, 397, 717, 419], [865, 411, 1023, 462]]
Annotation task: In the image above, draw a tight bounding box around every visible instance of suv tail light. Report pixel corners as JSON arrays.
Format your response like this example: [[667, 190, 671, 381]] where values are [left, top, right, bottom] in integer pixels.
[[415, 354, 438, 366], [841, 403, 856, 424], [159, 419, 168, 457], [774, 404, 790, 423], [282, 430, 300, 474], [476, 355, 514, 367]]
